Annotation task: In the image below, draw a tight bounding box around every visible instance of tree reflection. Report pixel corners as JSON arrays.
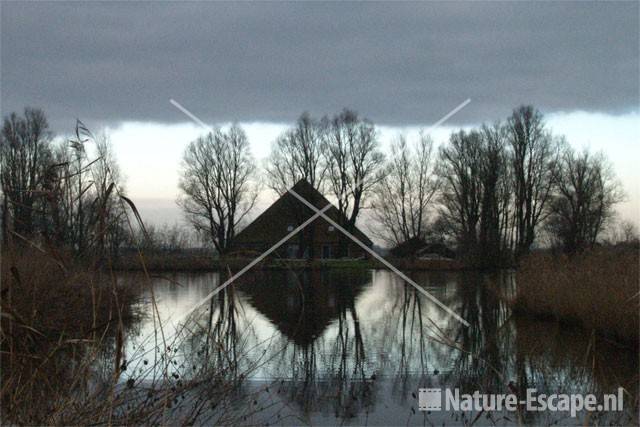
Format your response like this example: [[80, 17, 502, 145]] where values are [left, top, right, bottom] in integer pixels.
[[204, 285, 240, 378], [392, 277, 431, 400]]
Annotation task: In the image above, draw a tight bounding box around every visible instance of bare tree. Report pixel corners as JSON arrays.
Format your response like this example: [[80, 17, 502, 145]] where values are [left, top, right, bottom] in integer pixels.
[[323, 109, 384, 256], [371, 133, 439, 246], [477, 123, 513, 265], [90, 132, 128, 258], [264, 112, 328, 258], [42, 120, 95, 252], [547, 147, 623, 253], [128, 222, 195, 252], [41, 122, 127, 257], [0, 108, 52, 238], [437, 125, 515, 267], [0, 111, 127, 257], [437, 130, 484, 257], [617, 220, 639, 244], [178, 125, 258, 254], [324, 109, 384, 227], [265, 112, 326, 195], [507, 105, 559, 255]]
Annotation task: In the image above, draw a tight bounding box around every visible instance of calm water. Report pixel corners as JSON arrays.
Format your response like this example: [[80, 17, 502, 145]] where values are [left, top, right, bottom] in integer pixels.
[[115, 269, 638, 426]]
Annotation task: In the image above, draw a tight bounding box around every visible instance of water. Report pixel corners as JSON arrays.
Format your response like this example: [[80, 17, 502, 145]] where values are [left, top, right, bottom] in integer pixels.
[[115, 268, 638, 425]]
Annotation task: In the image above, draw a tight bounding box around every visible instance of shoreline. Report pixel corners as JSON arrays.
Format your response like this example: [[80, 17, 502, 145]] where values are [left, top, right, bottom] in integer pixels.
[[111, 253, 467, 272]]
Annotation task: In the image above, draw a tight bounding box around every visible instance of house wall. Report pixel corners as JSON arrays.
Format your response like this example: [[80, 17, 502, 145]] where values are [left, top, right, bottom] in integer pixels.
[[233, 222, 369, 259]]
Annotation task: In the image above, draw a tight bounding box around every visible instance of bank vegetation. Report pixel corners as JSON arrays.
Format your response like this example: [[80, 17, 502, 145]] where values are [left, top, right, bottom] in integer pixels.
[[513, 244, 639, 345]]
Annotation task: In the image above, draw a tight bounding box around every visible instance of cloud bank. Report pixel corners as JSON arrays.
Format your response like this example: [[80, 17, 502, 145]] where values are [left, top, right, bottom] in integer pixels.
[[2, 2, 638, 131]]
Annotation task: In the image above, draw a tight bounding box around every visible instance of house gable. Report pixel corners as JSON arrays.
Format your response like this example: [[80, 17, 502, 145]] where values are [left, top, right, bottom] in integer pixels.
[[232, 179, 372, 257]]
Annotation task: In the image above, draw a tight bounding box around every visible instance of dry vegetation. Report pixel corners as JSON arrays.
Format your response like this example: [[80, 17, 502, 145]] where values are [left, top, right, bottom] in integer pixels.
[[0, 245, 139, 424], [513, 245, 640, 345], [0, 245, 277, 425]]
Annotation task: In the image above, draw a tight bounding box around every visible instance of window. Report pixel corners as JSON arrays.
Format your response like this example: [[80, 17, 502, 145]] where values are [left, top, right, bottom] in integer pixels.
[[287, 225, 294, 232], [328, 226, 335, 232], [287, 244, 299, 259], [322, 244, 332, 259]]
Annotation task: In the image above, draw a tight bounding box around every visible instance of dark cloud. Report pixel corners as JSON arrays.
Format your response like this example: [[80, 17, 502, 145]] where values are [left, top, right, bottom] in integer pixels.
[[2, 2, 638, 131]]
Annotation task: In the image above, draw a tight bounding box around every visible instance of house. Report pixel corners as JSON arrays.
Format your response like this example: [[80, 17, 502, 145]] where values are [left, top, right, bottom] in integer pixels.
[[232, 179, 373, 259]]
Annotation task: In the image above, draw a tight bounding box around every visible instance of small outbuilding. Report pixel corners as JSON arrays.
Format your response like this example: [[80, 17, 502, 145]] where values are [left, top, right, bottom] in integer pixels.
[[390, 237, 456, 259]]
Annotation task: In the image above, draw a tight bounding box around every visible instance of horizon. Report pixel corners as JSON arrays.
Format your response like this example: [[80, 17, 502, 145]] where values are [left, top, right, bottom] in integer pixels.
[[99, 108, 639, 241], [3, 1, 637, 238], [25, 106, 637, 245]]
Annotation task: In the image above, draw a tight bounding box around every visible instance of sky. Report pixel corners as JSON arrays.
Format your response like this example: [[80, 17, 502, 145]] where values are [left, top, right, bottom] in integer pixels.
[[1, 2, 638, 231]]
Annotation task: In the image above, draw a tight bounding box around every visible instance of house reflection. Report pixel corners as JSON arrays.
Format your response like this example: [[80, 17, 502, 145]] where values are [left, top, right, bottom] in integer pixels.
[[237, 268, 376, 418], [237, 268, 370, 348]]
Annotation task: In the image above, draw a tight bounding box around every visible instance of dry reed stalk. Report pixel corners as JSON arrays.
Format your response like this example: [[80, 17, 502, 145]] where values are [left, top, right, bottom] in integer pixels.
[[513, 246, 639, 345]]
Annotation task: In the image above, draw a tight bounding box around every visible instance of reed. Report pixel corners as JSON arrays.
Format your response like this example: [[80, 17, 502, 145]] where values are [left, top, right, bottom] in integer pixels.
[[512, 245, 639, 345], [0, 245, 140, 424], [0, 243, 272, 425]]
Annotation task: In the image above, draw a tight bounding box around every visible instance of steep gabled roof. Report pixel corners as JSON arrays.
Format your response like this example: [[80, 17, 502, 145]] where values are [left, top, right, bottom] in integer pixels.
[[234, 179, 373, 247]]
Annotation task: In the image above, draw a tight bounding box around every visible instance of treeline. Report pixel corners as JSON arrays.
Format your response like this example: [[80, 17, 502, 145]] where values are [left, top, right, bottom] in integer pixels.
[[0, 108, 216, 260], [177, 106, 626, 267], [1, 106, 629, 267], [430, 107, 624, 266]]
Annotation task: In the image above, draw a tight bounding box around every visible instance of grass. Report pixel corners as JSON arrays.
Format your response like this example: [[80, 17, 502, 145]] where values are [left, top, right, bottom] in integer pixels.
[[512, 244, 639, 345]]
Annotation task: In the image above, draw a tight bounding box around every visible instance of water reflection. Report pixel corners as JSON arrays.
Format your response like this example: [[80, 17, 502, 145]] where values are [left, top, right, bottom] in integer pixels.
[[119, 269, 638, 425]]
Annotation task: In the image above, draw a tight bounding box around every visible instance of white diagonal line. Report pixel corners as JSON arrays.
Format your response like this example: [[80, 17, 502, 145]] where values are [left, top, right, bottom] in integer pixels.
[[287, 188, 470, 327], [175, 201, 333, 323], [170, 99, 214, 133], [424, 98, 470, 136]]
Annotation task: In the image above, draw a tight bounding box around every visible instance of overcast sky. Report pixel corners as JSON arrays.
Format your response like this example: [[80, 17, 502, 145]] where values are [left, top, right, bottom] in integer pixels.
[[1, 2, 638, 229], [3, 2, 638, 128]]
